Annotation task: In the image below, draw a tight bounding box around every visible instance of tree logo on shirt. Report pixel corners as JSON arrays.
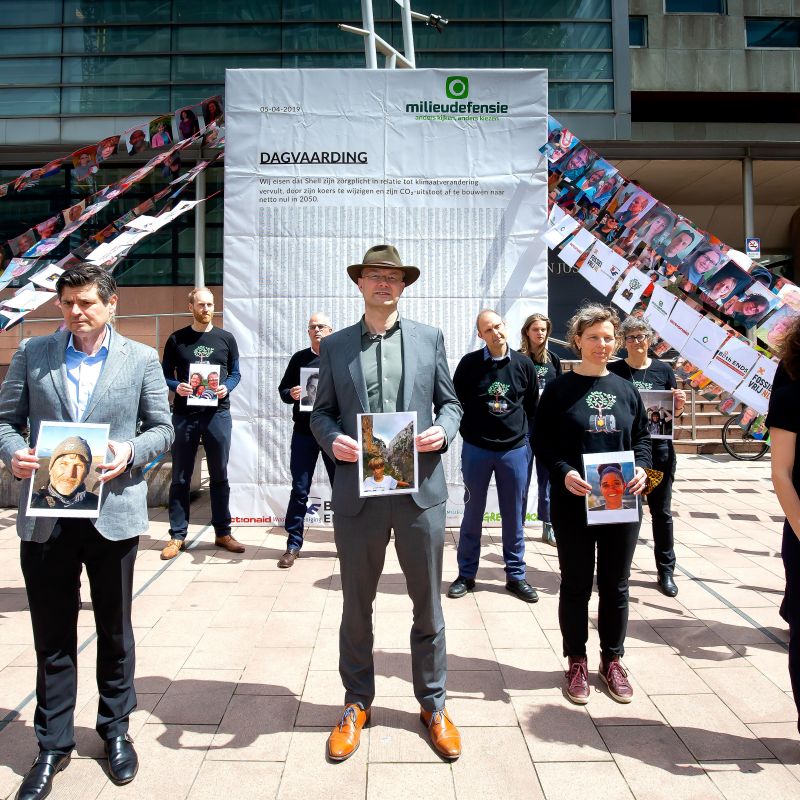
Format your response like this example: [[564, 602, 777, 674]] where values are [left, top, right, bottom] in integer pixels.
[[194, 345, 214, 362], [633, 379, 653, 390], [487, 381, 510, 414], [585, 390, 618, 433], [535, 364, 548, 391]]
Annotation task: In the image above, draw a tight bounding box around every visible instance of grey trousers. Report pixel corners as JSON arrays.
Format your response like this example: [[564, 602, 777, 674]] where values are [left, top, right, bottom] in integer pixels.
[[334, 495, 447, 712]]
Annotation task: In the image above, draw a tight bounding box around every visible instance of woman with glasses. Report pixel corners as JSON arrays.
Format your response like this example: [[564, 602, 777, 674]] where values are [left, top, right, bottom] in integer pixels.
[[608, 318, 685, 597], [534, 304, 650, 705], [766, 315, 800, 736], [520, 313, 562, 545]]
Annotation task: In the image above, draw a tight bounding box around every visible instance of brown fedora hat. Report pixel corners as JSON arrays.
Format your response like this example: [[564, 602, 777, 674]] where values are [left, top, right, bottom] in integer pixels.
[[346, 244, 419, 286]]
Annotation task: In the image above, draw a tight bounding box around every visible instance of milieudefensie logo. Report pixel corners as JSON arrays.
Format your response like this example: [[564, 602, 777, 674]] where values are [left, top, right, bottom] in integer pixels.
[[405, 75, 508, 116]]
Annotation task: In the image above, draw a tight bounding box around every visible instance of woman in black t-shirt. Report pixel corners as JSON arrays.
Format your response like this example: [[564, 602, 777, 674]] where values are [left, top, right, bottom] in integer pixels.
[[608, 317, 686, 598], [534, 304, 651, 706], [520, 313, 562, 546], [766, 315, 800, 735]]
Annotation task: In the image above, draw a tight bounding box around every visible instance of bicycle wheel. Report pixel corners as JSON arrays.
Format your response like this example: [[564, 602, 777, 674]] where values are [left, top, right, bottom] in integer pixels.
[[721, 417, 770, 461]]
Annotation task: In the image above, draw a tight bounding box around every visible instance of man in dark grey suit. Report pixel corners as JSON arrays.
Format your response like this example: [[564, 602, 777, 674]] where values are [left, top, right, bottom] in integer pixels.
[[311, 245, 463, 762], [0, 264, 173, 800]]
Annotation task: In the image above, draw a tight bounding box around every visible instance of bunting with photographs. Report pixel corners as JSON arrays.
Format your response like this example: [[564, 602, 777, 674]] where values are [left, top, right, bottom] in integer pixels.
[[540, 114, 799, 432]]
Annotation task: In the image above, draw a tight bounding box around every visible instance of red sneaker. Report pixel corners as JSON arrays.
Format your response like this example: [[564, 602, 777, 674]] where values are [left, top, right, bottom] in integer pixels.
[[565, 656, 590, 704], [600, 657, 633, 703]]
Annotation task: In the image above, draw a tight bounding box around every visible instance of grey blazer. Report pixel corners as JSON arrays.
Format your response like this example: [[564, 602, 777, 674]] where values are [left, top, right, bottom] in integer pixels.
[[0, 329, 174, 542], [310, 318, 462, 517]]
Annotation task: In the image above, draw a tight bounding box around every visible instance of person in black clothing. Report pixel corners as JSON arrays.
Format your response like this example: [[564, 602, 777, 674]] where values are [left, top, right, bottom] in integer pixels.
[[448, 310, 539, 603], [277, 312, 336, 568], [160, 287, 243, 559], [534, 303, 651, 706], [766, 315, 800, 736], [608, 317, 685, 597], [520, 312, 562, 546]]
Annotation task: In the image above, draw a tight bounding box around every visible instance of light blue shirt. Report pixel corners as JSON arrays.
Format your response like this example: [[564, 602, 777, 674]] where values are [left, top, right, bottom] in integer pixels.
[[65, 325, 111, 421]]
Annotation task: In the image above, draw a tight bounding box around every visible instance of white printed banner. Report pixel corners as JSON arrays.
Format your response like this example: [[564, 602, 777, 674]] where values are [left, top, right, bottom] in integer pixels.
[[224, 69, 548, 527], [733, 355, 778, 414], [680, 315, 730, 371], [703, 336, 760, 393], [662, 299, 703, 351]]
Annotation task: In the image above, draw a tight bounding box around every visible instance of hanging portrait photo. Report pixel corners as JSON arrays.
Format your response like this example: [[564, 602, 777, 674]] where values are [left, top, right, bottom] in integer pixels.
[[357, 411, 418, 498], [583, 451, 639, 526], [698, 261, 752, 307], [27, 421, 110, 518]]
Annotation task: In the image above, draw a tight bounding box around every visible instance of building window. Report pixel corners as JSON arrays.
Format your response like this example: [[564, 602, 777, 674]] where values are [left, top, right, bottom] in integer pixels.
[[746, 18, 800, 48], [629, 16, 647, 47], [664, 1, 725, 12]]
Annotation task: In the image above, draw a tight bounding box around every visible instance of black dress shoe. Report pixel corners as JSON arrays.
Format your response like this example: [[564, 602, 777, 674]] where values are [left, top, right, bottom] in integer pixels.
[[658, 573, 678, 597], [506, 579, 539, 603], [447, 576, 475, 599], [104, 734, 138, 785], [16, 751, 70, 800]]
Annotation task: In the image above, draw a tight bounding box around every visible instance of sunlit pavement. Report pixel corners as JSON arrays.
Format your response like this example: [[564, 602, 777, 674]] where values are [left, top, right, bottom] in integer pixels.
[[1, 452, 798, 799]]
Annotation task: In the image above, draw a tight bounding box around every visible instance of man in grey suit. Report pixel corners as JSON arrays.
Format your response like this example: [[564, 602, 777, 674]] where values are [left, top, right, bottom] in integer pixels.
[[0, 264, 173, 800], [311, 245, 463, 762]]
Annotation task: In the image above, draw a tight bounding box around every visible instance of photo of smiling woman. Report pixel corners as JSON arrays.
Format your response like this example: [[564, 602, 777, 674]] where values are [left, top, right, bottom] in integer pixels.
[[534, 304, 651, 706]]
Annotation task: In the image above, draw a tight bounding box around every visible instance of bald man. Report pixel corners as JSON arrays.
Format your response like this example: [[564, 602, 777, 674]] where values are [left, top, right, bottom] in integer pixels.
[[277, 312, 336, 568]]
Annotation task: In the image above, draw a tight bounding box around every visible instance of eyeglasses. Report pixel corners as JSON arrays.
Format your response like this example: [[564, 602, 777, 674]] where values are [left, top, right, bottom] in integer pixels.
[[625, 334, 648, 343], [308, 324, 330, 331], [361, 273, 404, 284]]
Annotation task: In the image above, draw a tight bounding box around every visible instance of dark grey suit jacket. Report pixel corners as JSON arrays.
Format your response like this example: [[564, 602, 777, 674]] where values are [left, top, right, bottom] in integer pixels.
[[0, 329, 174, 542], [310, 317, 462, 517]]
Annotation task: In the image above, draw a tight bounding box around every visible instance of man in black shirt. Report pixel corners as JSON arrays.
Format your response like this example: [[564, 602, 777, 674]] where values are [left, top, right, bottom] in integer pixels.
[[277, 312, 335, 568], [448, 310, 540, 603], [160, 287, 243, 559]]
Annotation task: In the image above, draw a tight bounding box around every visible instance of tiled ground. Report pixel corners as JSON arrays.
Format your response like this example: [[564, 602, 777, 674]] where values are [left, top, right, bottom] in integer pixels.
[[1, 453, 797, 799]]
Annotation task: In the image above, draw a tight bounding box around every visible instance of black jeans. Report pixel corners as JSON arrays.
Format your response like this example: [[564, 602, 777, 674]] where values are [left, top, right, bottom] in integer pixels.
[[645, 448, 676, 576], [169, 409, 231, 539], [782, 520, 800, 728], [551, 490, 641, 660], [20, 520, 138, 753]]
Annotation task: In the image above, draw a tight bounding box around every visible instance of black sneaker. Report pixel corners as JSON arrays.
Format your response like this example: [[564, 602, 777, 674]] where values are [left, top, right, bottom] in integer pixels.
[[506, 579, 539, 603], [447, 576, 475, 599]]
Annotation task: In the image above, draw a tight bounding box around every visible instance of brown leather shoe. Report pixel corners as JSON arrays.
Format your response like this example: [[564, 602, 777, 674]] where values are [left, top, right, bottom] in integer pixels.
[[278, 548, 299, 568], [214, 534, 245, 553], [160, 539, 184, 560], [327, 704, 369, 761], [420, 707, 461, 760]]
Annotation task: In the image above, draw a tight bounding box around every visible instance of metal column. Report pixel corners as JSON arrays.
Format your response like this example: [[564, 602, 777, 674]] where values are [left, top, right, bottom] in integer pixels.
[[194, 153, 206, 289], [361, 0, 378, 69]]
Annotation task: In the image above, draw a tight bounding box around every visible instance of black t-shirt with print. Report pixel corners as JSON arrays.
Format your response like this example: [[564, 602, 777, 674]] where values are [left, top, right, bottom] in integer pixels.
[[529, 350, 563, 394], [533, 371, 652, 500], [608, 358, 676, 465]]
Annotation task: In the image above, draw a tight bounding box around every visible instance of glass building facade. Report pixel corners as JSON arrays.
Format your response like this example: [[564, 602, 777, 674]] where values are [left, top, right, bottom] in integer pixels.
[[0, 0, 625, 285]]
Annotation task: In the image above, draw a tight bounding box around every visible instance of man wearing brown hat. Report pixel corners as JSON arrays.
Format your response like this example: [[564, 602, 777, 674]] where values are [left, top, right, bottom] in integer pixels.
[[30, 435, 100, 511], [311, 245, 463, 762]]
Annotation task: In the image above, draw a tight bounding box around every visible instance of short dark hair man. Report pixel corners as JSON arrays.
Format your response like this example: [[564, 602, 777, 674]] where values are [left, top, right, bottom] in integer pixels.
[[448, 309, 540, 603], [30, 435, 100, 510], [161, 287, 243, 559], [277, 312, 335, 568], [311, 245, 463, 762], [0, 263, 173, 796]]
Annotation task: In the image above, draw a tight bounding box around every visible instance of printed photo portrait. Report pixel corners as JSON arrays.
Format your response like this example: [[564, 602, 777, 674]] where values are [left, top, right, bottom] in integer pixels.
[[35, 216, 60, 240], [27, 421, 110, 518], [656, 222, 703, 265], [357, 411, 418, 498], [202, 97, 224, 126], [9, 230, 38, 258], [149, 116, 174, 149], [30, 264, 64, 290], [71, 146, 98, 186], [678, 244, 729, 287], [124, 126, 150, 156], [722, 282, 779, 330], [62, 200, 86, 227], [717, 392, 742, 416], [175, 105, 202, 141], [756, 305, 798, 349], [776, 279, 800, 312], [575, 159, 618, 203], [583, 451, 638, 526], [555, 145, 595, 183], [186, 362, 220, 408], [640, 391, 675, 440], [699, 261, 752, 307], [96, 135, 120, 163], [637, 204, 677, 248], [612, 188, 657, 230], [591, 173, 624, 210], [299, 367, 319, 412]]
